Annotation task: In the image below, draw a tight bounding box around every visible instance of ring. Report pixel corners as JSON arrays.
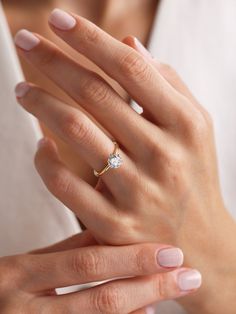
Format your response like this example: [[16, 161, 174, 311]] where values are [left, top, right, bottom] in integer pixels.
[[93, 141, 123, 177]]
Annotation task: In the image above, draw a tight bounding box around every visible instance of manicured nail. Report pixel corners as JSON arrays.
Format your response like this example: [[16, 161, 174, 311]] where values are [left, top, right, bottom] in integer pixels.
[[178, 270, 202, 291], [157, 248, 184, 268], [14, 29, 40, 51], [49, 8, 76, 30], [146, 305, 155, 314], [37, 138, 49, 149], [15, 82, 30, 98], [134, 37, 153, 59]]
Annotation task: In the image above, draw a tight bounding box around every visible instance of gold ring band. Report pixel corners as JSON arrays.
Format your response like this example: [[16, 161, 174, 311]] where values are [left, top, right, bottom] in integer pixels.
[[94, 141, 122, 177]]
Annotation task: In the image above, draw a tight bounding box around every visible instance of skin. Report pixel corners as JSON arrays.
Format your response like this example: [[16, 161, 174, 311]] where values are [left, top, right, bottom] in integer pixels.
[[3, 0, 158, 180], [0, 231, 194, 313], [14, 11, 236, 314]]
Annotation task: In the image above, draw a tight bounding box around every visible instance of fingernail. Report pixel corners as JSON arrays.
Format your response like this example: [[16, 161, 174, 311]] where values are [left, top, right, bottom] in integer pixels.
[[146, 305, 155, 314], [157, 248, 184, 268], [178, 270, 202, 291], [134, 37, 153, 59], [15, 82, 30, 98], [49, 8, 76, 30], [37, 138, 49, 149], [14, 29, 40, 51]]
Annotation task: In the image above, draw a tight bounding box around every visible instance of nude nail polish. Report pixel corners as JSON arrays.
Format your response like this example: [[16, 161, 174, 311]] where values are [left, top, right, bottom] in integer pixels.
[[49, 8, 77, 30], [146, 305, 155, 314], [14, 29, 40, 51], [178, 270, 202, 291], [37, 138, 49, 149], [157, 247, 184, 268], [15, 82, 30, 98]]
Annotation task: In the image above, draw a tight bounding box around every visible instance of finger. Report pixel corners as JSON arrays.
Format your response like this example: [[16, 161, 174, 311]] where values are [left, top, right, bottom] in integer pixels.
[[47, 9, 193, 126], [22, 243, 184, 292], [34, 137, 119, 240], [122, 36, 198, 105], [16, 82, 136, 199], [44, 268, 201, 313], [30, 230, 96, 254], [14, 29, 153, 158]]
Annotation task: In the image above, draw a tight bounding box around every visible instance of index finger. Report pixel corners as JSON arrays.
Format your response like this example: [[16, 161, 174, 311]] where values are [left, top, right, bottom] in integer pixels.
[[22, 244, 184, 292], [48, 9, 189, 125]]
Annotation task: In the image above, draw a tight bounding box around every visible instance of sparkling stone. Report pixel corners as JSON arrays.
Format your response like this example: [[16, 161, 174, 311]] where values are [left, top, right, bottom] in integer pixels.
[[108, 153, 122, 169]]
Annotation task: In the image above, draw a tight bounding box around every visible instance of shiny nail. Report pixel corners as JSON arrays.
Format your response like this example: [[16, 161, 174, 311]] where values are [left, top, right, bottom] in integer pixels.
[[14, 29, 40, 51], [178, 269, 202, 291], [37, 138, 49, 149], [157, 247, 184, 268], [49, 8, 77, 30], [15, 82, 30, 98], [146, 305, 155, 314]]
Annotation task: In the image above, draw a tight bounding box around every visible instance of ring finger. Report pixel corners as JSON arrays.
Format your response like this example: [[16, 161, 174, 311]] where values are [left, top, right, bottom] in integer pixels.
[[16, 83, 137, 197]]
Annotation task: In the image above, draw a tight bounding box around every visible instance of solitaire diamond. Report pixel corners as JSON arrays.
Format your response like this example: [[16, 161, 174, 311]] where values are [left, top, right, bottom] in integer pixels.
[[108, 153, 122, 169]]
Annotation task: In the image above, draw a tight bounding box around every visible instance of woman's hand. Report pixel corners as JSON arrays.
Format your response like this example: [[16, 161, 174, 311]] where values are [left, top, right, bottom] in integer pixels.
[[14, 9, 236, 313], [0, 231, 200, 313]]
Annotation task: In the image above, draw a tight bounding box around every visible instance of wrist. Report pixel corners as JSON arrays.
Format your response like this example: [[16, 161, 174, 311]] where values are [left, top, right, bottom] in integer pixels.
[[178, 206, 236, 314]]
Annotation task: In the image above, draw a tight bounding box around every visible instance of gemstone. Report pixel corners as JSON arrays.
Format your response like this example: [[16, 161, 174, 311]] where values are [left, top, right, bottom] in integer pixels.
[[108, 153, 122, 169]]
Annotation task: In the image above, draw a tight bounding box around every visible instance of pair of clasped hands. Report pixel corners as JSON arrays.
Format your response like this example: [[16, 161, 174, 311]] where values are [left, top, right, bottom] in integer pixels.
[[1, 7, 234, 314]]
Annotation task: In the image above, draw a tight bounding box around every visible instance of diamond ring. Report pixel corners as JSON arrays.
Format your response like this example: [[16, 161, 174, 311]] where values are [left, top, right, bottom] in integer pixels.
[[93, 141, 123, 177]]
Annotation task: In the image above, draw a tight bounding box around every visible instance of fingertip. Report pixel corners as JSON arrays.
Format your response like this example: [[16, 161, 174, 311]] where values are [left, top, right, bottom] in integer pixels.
[[15, 81, 31, 99], [36, 137, 58, 154], [122, 35, 136, 48], [177, 269, 202, 292], [156, 247, 184, 269]]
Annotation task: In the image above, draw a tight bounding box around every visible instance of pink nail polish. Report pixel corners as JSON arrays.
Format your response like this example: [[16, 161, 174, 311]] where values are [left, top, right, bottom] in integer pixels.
[[49, 8, 77, 30], [15, 82, 30, 98], [178, 270, 202, 291], [146, 305, 155, 314], [37, 138, 49, 149], [134, 37, 153, 59], [157, 248, 184, 268], [14, 29, 40, 51]]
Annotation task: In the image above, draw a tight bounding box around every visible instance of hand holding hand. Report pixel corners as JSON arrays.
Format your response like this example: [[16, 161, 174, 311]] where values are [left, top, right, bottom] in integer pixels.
[[14, 9, 236, 313], [0, 231, 201, 313]]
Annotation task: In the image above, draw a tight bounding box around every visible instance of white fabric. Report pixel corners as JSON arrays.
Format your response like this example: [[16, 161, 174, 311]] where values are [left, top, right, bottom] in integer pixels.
[[0, 3, 80, 257], [0, 1, 236, 313]]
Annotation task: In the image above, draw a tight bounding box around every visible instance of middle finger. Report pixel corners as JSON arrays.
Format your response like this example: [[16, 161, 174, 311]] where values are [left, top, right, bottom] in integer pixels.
[[14, 29, 157, 158]]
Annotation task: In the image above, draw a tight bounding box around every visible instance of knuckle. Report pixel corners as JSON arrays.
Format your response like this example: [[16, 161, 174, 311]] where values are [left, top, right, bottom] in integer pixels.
[[70, 249, 101, 279], [184, 110, 212, 142], [154, 274, 170, 300], [80, 75, 111, 104], [47, 168, 71, 197], [92, 286, 122, 314], [119, 51, 151, 82], [61, 112, 94, 144], [0, 256, 27, 291]]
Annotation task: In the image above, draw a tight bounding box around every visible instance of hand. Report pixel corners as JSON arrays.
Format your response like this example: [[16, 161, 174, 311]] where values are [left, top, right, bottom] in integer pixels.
[[14, 9, 236, 313], [0, 231, 200, 313]]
